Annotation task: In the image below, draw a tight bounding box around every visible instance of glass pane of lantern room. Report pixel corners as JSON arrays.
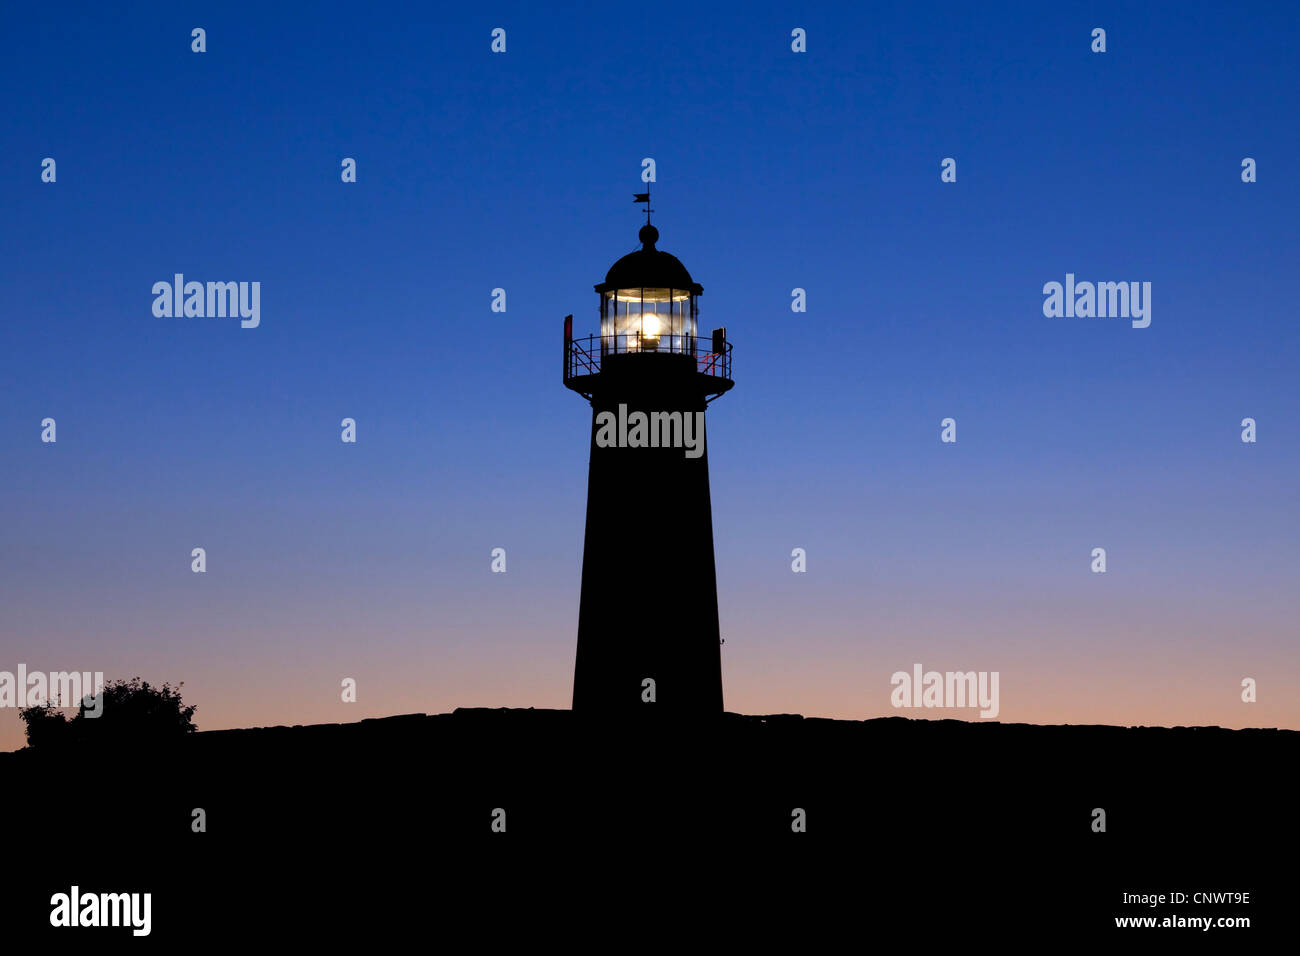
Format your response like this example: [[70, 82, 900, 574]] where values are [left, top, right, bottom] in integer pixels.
[[600, 291, 615, 352], [637, 288, 663, 350], [607, 289, 637, 350], [618, 290, 641, 350], [658, 289, 679, 352], [638, 288, 683, 351]]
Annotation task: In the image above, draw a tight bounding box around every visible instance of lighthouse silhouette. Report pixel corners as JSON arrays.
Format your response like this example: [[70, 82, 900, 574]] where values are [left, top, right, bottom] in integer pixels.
[[564, 203, 734, 713]]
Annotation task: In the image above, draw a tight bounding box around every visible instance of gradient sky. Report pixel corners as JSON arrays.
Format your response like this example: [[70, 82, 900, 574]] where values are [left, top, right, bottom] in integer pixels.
[[2, 2, 1298, 749]]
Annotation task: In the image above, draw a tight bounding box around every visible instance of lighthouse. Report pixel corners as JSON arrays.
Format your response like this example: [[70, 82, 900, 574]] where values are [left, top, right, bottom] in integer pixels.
[[563, 203, 734, 713]]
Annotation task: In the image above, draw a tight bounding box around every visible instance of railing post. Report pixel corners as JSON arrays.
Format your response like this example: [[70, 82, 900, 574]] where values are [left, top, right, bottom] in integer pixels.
[[563, 314, 573, 382]]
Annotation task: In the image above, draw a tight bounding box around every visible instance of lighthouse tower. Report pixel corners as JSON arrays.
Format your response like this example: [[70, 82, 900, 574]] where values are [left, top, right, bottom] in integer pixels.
[[563, 210, 734, 713]]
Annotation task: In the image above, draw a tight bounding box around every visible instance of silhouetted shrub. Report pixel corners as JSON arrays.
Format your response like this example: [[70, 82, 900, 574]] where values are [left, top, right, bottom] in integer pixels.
[[18, 677, 197, 749], [17, 703, 70, 750]]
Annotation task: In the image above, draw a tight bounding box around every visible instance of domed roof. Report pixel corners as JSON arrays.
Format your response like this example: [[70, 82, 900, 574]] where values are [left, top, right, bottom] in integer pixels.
[[595, 224, 703, 295]]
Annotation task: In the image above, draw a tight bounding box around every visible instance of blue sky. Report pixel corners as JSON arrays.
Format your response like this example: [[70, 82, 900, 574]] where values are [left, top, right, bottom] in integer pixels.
[[1, 1, 1298, 746]]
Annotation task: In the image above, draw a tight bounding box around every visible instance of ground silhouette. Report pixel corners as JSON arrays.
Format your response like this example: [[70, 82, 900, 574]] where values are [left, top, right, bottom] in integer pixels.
[[2, 709, 1291, 940]]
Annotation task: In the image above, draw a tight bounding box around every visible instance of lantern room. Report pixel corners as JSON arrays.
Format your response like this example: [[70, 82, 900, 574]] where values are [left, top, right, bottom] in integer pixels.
[[564, 219, 732, 400], [595, 224, 703, 354]]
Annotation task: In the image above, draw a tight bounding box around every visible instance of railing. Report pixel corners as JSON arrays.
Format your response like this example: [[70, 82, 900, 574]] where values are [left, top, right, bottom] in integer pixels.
[[565, 332, 733, 384]]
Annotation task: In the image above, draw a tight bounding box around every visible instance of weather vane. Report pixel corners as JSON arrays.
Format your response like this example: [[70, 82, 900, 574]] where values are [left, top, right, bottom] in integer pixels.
[[633, 186, 653, 225]]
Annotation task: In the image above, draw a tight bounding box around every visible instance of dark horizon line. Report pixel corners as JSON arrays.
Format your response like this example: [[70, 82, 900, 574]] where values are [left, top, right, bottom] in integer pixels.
[[9, 705, 1293, 755]]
